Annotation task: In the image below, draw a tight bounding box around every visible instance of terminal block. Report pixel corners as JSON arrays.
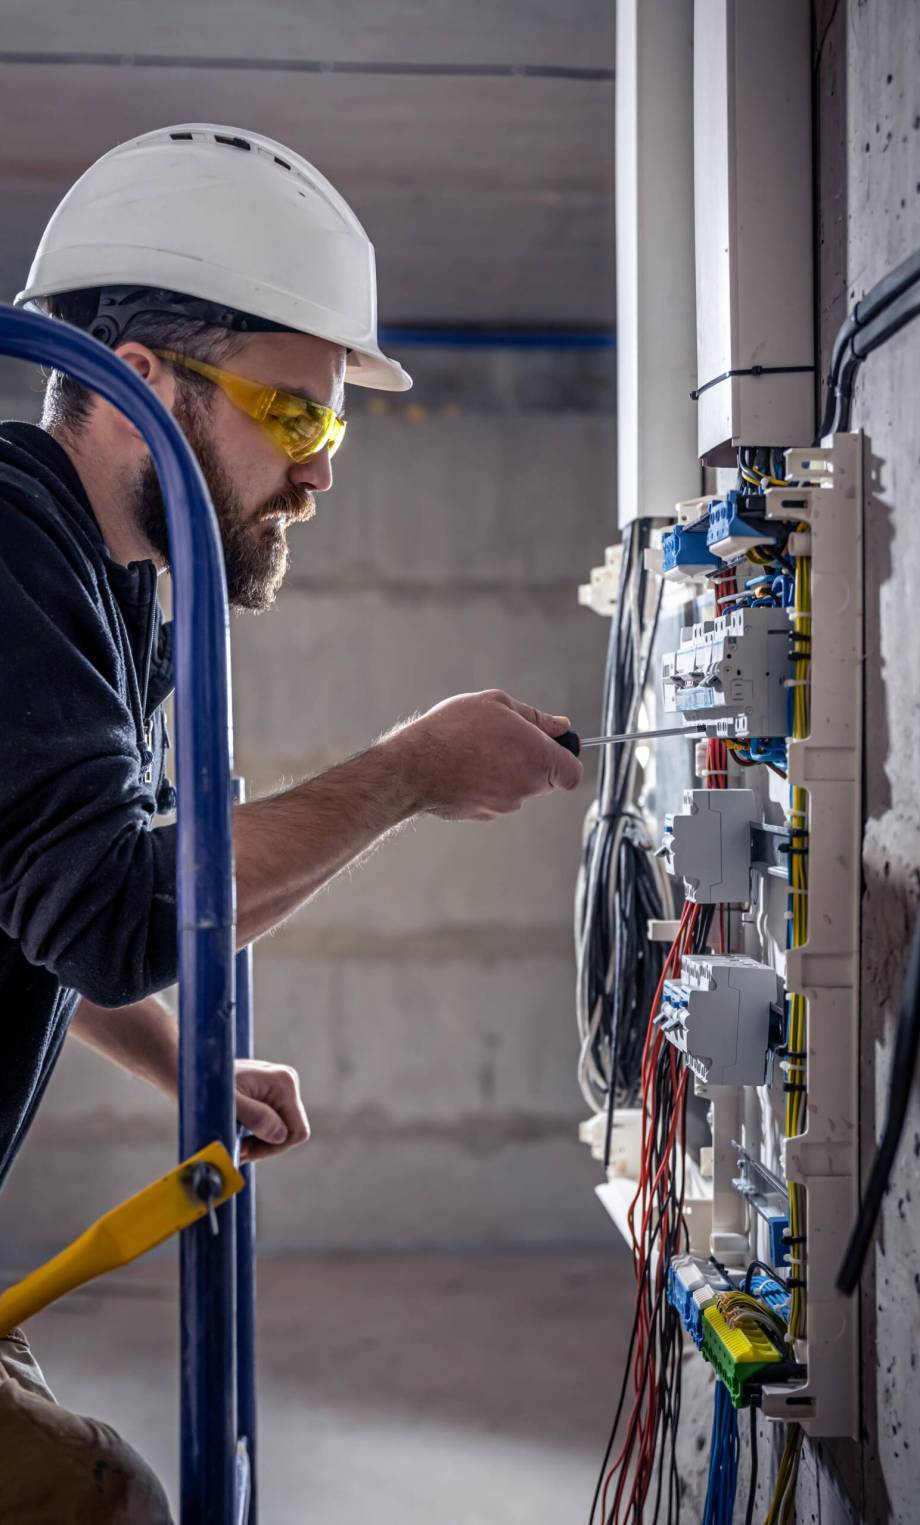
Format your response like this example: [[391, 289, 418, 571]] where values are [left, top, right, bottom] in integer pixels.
[[701, 1303, 784, 1407], [656, 955, 781, 1087], [706, 490, 782, 559], [661, 522, 721, 579], [660, 788, 756, 903], [660, 607, 791, 738], [667, 1253, 732, 1347]]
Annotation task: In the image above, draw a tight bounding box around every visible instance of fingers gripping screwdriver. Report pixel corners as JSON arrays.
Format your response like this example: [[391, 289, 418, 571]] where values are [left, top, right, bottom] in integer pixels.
[[554, 724, 708, 758]]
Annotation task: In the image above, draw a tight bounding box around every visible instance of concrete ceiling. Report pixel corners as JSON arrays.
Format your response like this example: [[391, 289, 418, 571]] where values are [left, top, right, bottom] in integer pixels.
[[0, 2, 615, 336]]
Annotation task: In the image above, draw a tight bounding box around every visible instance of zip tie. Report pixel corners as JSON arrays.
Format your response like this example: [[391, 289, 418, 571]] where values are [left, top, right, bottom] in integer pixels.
[[784, 678, 810, 687]]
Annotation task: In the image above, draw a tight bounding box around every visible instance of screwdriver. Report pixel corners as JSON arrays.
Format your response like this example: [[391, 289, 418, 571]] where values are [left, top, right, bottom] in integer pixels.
[[555, 724, 708, 758]]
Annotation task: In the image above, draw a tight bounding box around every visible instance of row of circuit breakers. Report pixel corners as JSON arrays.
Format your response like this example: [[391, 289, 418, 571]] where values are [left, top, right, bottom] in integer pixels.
[[654, 492, 793, 1092]]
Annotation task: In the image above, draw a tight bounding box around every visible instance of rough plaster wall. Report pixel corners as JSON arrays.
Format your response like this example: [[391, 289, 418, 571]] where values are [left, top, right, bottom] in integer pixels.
[[0, 347, 616, 1255]]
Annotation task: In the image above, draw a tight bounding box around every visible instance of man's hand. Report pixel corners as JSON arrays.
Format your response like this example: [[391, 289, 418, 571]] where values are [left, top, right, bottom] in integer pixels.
[[234, 1058, 311, 1164], [71, 997, 311, 1166], [392, 689, 584, 821]]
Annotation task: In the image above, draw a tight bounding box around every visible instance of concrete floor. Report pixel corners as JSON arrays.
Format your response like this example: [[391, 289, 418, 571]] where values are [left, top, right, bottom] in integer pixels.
[[25, 1252, 629, 1524]]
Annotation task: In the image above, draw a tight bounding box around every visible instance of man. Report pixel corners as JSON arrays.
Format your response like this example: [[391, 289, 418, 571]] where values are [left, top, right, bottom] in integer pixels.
[[0, 123, 583, 1520]]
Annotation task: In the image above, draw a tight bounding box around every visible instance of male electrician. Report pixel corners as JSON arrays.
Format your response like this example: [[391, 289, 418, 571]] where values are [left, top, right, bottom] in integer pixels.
[[0, 123, 582, 1522]]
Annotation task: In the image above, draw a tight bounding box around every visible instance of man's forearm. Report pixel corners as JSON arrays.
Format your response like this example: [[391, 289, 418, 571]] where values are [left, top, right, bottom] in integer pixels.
[[233, 728, 421, 945], [70, 994, 178, 1094]]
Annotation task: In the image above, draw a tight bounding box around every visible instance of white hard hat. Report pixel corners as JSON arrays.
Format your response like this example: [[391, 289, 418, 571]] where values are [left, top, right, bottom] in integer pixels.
[[15, 122, 411, 392]]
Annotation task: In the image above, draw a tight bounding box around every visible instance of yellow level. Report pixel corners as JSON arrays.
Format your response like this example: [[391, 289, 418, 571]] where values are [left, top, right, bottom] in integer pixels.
[[0, 1140, 244, 1335]]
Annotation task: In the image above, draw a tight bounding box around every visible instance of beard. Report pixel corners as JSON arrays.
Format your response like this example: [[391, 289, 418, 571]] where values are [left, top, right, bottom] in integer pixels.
[[131, 386, 315, 612]]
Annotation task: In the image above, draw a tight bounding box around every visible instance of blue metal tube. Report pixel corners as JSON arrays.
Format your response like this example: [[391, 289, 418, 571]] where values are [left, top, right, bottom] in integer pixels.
[[232, 779, 258, 1525], [0, 307, 239, 1523]]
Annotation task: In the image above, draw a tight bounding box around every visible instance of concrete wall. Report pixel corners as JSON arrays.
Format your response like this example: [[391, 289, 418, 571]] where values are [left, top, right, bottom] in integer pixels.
[[0, 347, 616, 1254]]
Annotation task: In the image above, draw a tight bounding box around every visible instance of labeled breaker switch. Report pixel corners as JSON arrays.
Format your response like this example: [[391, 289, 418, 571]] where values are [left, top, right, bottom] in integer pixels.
[[660, 607, 791, 737], [656, 954, 781, 1087], [660, 788, 757, 903]]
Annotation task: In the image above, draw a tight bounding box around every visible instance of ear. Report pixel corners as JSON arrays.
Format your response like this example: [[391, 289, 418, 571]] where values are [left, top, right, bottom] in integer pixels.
[[104, 344, 179, 446]]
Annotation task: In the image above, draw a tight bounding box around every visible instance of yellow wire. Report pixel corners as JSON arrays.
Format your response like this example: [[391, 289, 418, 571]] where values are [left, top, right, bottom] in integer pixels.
[[764, 1424, 804, 1525], [786, 539, 811, 1346]]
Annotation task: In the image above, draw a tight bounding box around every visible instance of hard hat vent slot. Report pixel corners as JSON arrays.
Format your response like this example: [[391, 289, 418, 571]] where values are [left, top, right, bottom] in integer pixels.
[[274, 157, 291, 170], [214, 134, 251, 151], [169, 132, 193, 141]]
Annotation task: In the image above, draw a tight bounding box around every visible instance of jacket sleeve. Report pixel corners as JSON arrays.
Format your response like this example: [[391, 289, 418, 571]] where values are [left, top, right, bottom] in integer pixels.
[[0, 503, 178, 1006]]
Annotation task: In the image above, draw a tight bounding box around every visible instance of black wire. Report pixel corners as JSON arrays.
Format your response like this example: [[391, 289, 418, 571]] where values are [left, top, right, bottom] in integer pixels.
[[744, 1408, 758, 1525], [743, 1259, 779, 1294], [813, 0, 841, 77], [838, 905, 920, 1292], [578, 519, 669, 1143], [817, 246, 920, 439], [691, 903, 715, 955]]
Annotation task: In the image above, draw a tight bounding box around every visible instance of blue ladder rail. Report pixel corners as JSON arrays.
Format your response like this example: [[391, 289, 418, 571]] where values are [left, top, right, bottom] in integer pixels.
[[0, 305, 254, 1524]]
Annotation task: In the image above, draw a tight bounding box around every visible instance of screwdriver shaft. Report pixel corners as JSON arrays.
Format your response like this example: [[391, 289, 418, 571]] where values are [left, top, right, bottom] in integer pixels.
[[578, 724, 708, 747]]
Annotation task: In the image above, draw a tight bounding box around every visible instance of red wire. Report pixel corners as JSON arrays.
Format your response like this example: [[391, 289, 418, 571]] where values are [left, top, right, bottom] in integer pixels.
[[600, 572, 738, 1522]]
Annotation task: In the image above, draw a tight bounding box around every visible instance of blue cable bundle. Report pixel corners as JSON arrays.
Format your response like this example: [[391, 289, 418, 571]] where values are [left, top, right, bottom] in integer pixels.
[[702, 1380, 740, 1525]]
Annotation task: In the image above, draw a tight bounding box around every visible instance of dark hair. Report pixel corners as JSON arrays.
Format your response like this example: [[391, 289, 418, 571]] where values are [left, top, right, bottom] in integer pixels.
[[37, 287, 248, 438]]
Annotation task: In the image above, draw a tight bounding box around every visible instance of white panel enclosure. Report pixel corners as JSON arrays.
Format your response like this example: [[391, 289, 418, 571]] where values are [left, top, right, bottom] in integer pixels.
[[693, 0, 814, 460], [616, 0, 699, 524]]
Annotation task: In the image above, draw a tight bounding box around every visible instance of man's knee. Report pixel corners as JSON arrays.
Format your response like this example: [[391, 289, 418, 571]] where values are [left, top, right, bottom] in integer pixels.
[[0, 1377, 173, 1525], [86, 1417, 174, 1525]]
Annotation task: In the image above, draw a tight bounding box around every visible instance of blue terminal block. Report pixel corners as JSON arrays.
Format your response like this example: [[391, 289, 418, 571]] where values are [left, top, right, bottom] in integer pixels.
[[706, 491, 780, 558], [767, 1214, 791, 1271], [667, 1254, 733, 1348], [662, 522, 722, 578]]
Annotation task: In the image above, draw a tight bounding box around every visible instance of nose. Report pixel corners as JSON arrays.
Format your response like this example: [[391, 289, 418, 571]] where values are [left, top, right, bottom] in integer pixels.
[[288, 446, 333, 494]]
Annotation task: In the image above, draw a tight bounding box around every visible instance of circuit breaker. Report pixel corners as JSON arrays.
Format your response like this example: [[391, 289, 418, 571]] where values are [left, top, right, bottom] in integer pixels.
[[660, 788, 756, 902], [656, 954, 780, 1087], [660, 607, 790, 737]]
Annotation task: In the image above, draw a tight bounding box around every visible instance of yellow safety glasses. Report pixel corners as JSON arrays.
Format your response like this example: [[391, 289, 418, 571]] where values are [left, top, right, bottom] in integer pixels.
[[153, 349, 347, 464]]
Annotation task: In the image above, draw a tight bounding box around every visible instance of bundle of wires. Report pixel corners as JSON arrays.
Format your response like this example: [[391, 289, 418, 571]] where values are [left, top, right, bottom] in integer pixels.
[[818, 245, 920, 437], [701, 1381, 740, 1525], [590, 900, 707, 1525], [575, 519, 674, 1161], [587, 556, 734, 1523], [763, 1425, 804, 1525]]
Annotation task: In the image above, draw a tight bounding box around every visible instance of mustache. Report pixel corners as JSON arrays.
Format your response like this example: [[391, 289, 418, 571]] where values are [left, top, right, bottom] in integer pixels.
[[259, 489, 316, 524]]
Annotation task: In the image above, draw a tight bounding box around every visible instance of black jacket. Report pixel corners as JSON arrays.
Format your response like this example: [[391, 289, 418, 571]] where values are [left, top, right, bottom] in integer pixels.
[[0, 422, 178, 1186]]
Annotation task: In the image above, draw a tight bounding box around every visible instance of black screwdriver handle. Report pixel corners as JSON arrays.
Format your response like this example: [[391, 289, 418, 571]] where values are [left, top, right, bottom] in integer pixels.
[[555, 729, 582, 758]]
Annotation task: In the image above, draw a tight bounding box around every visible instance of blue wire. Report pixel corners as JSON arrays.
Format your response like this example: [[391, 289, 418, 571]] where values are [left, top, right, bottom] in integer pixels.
[[703, 1381, 741, 1525]]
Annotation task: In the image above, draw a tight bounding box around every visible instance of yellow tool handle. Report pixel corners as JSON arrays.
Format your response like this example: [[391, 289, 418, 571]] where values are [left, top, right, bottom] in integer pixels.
[[0, 1140, 244, 1336]]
